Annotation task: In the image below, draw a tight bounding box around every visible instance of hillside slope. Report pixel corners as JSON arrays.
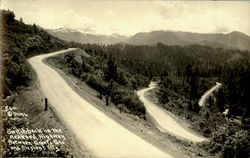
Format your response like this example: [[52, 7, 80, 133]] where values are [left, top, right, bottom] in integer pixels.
[[1, 10, 93, 157], [1, 10, 69, 96]]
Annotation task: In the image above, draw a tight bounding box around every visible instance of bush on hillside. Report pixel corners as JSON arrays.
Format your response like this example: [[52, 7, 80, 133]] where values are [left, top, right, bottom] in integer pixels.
[[205, 122, 250, 158], [86, 75, 107, 94], [111, 88, 146, 117]]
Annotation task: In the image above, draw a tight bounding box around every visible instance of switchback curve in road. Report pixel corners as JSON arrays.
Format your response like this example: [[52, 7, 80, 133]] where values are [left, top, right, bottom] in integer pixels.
[[28, 49, 172, 158], [199, 82, 222, 106], [137, 82, 207, 142]]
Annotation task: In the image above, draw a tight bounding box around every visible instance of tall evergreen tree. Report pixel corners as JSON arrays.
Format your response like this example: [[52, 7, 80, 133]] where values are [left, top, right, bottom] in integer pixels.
[[217, 89, 225, 112], [106, 60, 117, 81]]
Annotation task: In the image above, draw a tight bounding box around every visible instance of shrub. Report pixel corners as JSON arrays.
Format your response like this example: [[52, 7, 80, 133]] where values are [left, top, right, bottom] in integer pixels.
[[222, 130, 250, 158], [206, 122, 250, 157], [86, 75, 107, 93], [82, 61, 93, 73], [111, 88, 146, 117], [117, 69, 130, 86], [157, 87, 170, 104], [133, 74, 150, 89]]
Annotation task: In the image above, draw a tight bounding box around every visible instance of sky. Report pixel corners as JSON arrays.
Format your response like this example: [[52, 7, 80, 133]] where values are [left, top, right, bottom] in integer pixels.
[[1, 0, 250, 36]]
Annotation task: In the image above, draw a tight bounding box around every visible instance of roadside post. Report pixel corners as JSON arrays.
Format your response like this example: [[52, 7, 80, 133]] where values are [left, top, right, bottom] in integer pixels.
[[105, 95, 109, 106], [45, 98, 48, 111]]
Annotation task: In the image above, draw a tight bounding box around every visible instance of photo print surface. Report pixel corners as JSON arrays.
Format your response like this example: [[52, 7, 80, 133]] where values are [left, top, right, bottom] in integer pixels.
[[1, 0, 250, 157]]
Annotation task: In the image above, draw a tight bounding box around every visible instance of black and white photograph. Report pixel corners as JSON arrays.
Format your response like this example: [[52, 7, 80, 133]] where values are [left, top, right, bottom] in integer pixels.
[[1, 0, 250, 157]]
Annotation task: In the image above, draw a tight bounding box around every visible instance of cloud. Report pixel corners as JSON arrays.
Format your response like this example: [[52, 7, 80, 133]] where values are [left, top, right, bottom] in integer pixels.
[[79, 26, 95, 33], [2, 0, 250, 36], [57, 9, 95, 32], [62, 10, 79, 20], [214, 27, 230, 33]]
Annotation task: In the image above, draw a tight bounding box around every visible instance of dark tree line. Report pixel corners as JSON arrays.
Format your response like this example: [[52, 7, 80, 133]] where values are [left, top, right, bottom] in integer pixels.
[[71, 43, 236, 79], [219, 54, 250, 118], [101, 43, 234, 78]]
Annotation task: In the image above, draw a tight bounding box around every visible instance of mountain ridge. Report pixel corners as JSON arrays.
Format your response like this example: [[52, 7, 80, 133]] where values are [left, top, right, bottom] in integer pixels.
[[124, 30, 250, 50], [47, 28, 129, 44], [47, 28, 250, 50]]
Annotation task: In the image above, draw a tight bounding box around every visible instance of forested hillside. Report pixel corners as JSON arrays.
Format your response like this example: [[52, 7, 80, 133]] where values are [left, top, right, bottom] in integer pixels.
[[68, 42, 250, 157], [46, 48, 149, 118], [219, 54, 250, 117], [1, 10, 69, 97], [67, 42, 249, 119]]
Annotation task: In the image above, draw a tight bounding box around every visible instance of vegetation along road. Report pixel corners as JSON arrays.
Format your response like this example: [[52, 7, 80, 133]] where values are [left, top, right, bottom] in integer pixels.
[[28, 49, 172, 158], [137, 82, 207, 142]]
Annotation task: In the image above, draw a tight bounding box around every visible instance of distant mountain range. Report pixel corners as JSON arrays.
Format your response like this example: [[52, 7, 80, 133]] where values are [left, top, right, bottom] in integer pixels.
[[47, 28, 129, 44], [124, 30, 250, 51], [47, 28, 250, 51]]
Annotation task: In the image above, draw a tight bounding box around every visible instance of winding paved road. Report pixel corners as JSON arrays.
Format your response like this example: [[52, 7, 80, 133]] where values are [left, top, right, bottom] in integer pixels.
[[28, 49, 172, 158], [137, 82, 207, 142]]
